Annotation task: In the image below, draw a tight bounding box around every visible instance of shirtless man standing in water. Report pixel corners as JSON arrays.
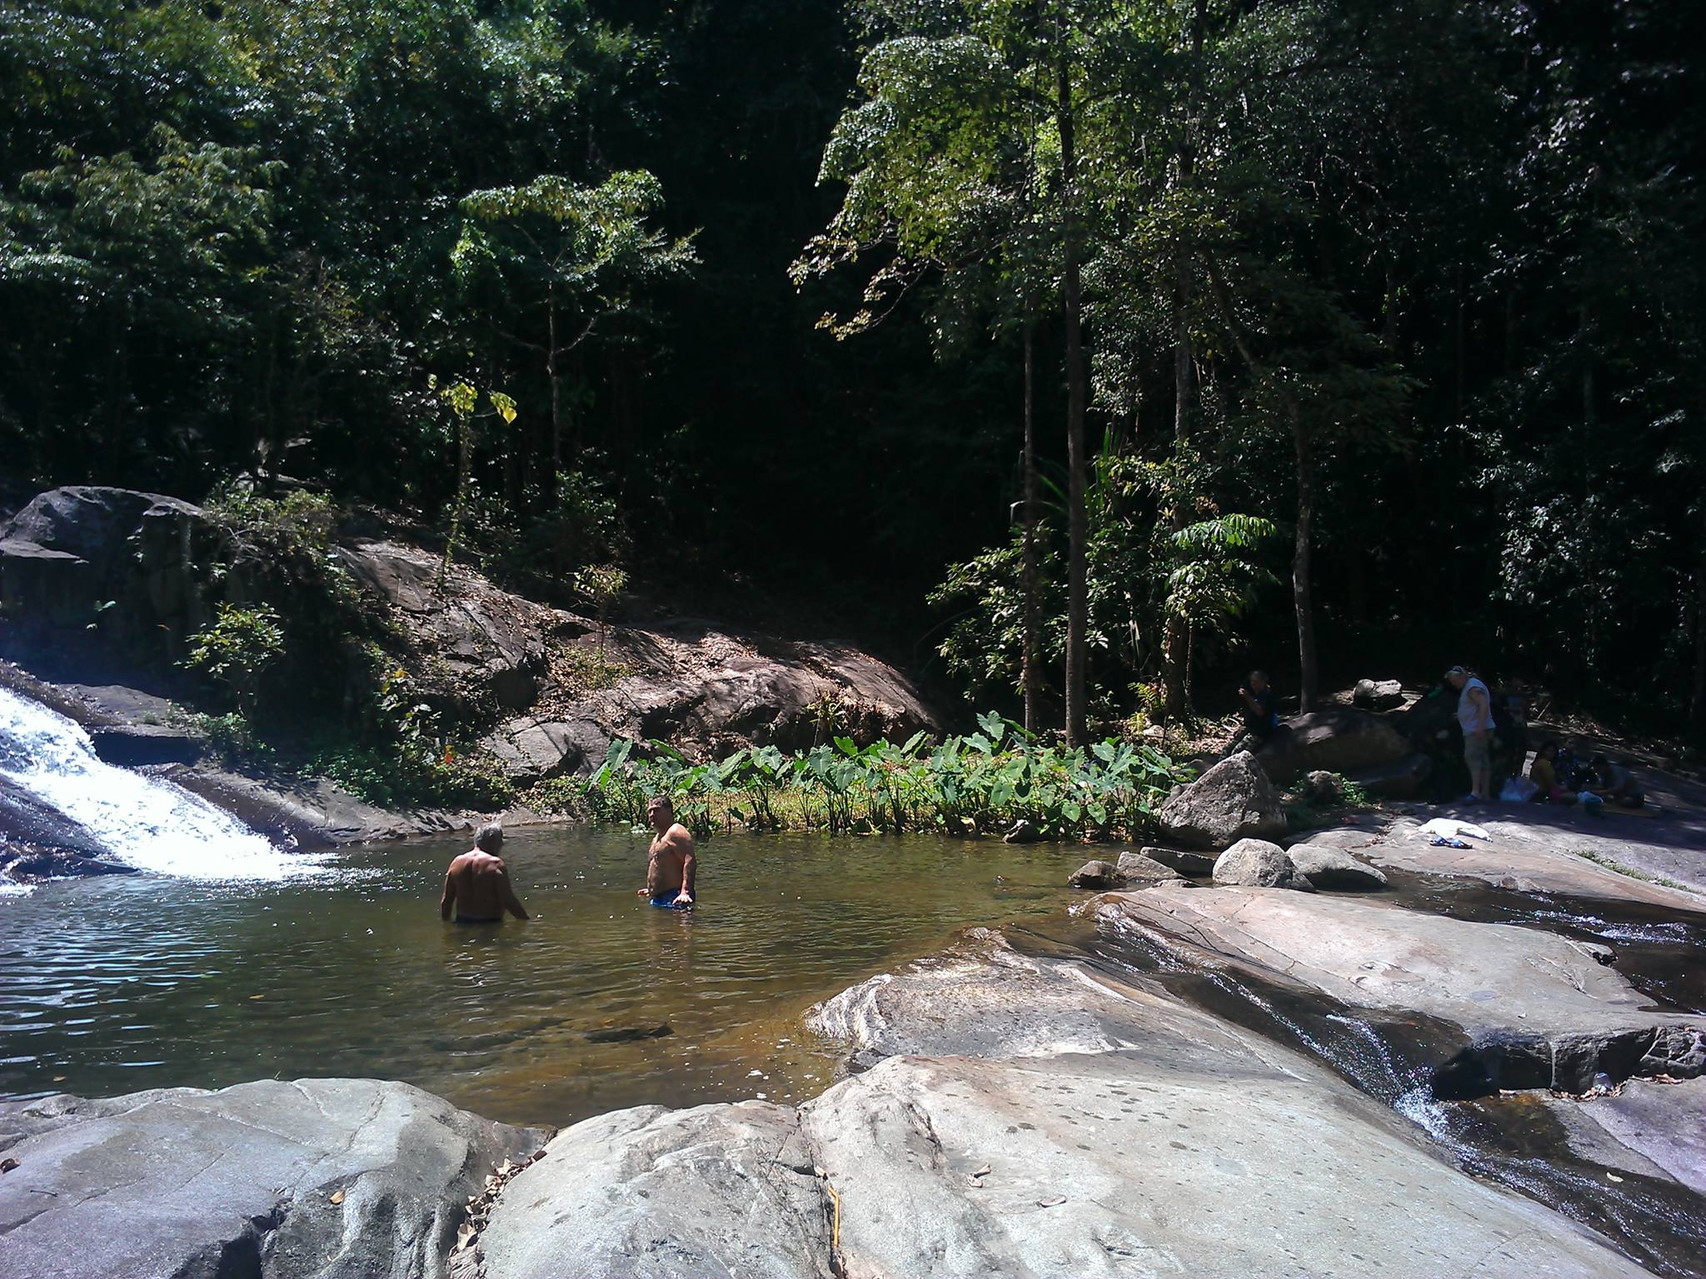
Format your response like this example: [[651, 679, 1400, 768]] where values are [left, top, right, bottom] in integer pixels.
[[639, 796, 695, 909], [440, 823, 530, 923]]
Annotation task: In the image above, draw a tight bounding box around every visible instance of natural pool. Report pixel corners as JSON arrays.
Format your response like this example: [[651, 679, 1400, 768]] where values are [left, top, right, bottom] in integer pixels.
[[0, 825, 1087, 1126]]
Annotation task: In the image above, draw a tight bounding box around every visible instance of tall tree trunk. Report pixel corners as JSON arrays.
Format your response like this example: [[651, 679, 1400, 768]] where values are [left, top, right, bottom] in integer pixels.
[[1161, 257, 1193, 722], [546, 292, 562, 504], [1021, 316, 1043, 735], [1057, 45, 1088, 748], [1291, 413, 1318, 713]]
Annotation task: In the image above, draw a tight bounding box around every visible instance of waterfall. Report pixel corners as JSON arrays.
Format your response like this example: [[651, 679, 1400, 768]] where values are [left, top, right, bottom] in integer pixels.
[[0, 684, 315, 881]]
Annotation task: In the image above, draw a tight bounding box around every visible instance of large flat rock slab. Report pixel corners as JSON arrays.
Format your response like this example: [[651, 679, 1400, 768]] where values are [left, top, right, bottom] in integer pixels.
[[809, 932, 1270, 1070], [1102, 885, 1706, 1093], [1365, 816, 1706, 908], [0, 1078, 545, 1279], [478, 1102, 831, 1279], [800, 1050, 1651, 1279]]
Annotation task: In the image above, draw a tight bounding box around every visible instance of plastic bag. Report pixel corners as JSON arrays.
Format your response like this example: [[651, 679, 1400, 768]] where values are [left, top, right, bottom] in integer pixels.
[[1500, 777, 1538, 803]]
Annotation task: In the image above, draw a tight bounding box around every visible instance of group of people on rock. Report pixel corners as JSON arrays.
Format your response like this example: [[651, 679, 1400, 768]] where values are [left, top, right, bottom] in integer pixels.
[[437, 795, 696, 925], [1527, 741, 1645, 809], [1227, 662, 1645, 812]]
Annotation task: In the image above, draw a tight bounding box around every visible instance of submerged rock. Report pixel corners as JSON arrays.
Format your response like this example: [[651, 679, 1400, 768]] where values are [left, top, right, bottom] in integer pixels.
[[0, 1078, 545, 1279], [1157, 752, 1288, 850], [1213, 837, 1310, 889]]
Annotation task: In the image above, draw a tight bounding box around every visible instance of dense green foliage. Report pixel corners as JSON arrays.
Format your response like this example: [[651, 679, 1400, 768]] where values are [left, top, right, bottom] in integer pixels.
[[547, 711, 1186, 839], [2, 0, 1702, 739]]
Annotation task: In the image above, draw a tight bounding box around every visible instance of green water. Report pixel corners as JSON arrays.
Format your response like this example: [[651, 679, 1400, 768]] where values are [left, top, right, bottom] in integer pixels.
[[0, 825, 1085, 1126]]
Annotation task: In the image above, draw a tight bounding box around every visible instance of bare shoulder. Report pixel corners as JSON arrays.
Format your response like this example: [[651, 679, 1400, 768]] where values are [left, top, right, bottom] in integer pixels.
[[447, 852, 473, 871], [668, 822, 695, 848]]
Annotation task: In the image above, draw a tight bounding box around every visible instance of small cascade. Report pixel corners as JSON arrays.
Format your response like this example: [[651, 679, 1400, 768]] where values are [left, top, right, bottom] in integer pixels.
[[0, 685, 314, 881]]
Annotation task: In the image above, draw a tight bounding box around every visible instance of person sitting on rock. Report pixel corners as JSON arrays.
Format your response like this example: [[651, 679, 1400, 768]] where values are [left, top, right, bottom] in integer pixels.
[[1526, 741, 1573, 804], [441, 823, 530, 923], [1230, 671, 1279, 756], [639, 795, 695, 909], [1586, 754, 1645, 808]]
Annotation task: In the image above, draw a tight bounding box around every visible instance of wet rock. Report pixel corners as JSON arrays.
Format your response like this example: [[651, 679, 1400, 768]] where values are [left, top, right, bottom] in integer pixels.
[[1286, 841, 1388, 890], [1548, 1076, 1706, 1197], [476, 1102, 831, 1279], [1256, 708, 1411, 783], [1136, 844, 1217, 876], [150, 763, 459, 848], [1068, 858, 1121, 889], [1003, 818, 1041, 844], [800, 957, 1651, 1279], [1353, 678, 1406, 709], [582, 1023, 672, 1044], [0, 1078, 545, 1279], [1102, 885, 1706, 1095], [1213, 837, 1311, 889], [1157, 751, 1288, 850], [1114, 850, 1187, 882]]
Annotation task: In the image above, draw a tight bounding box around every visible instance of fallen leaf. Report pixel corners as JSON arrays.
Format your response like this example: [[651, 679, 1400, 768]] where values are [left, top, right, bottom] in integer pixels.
[[454, 1222, 477, 1253], [970, 1164, 991, 1179], [1, 1158, 19, 1174], [1606, 1173, 1624, 1183], [1036, 1196, 1066, 1208], [328, 1189, 345, 1205], [250, 994, 265, 1001]]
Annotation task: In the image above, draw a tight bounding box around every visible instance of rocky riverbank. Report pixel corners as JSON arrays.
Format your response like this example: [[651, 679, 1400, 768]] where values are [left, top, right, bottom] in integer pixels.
[[5, 808, 1704, 1278]]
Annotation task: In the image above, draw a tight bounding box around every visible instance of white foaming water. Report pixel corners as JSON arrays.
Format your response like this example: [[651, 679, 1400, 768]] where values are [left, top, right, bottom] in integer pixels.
[[0, 685, 318, 881]]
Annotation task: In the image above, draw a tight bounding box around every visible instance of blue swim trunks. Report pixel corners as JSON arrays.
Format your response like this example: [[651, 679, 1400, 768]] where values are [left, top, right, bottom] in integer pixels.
[[649, 896, 691, 911]]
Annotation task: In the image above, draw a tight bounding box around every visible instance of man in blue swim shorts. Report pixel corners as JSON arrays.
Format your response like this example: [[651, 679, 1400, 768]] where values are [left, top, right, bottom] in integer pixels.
[[638, 796, 695, 910]]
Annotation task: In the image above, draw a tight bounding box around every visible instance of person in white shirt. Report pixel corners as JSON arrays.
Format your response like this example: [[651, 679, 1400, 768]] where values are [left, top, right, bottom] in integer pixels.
[[1445, 665, 1494, 803]]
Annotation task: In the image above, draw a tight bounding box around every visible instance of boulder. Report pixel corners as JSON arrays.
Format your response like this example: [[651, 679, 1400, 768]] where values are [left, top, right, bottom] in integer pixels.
[[1348, 750, 1433, 800], [1157, 751, 1288, 850], [1067, 858, 1121, 889], [1353, 678, 1406, 709], [475, 1103, 831, 1279], [1286, 841, 1389, 890], [1114, 849, 1187, 882], [0, 1078, 546, 1279], [1213, 837, 1311, 889], [1256, 708, 1412, 783], [1101, 885, 1706, 1095], [60, 683, 206, 766], [1298, 768, 1347, 805], [482, 715, 612, 784]]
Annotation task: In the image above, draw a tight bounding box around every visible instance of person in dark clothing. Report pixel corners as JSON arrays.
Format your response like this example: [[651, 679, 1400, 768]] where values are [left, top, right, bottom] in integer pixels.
[[1230, 671, 1279, 756]]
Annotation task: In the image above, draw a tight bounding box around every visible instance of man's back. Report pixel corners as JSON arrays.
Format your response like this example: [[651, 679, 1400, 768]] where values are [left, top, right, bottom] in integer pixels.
[[442, 850, 528, 922]]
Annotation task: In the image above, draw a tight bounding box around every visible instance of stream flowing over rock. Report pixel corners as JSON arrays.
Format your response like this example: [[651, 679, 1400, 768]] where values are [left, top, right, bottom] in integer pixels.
[[0, 1079, 545, 1279], [1102, 885, 1706, 1095]]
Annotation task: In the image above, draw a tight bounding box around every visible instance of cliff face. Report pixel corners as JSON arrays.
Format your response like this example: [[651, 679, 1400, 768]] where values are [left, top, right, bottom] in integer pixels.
[[0, 488, 939, 840]]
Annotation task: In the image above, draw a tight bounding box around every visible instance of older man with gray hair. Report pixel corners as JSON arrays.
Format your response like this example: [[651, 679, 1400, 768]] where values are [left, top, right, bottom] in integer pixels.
[[440, 822, 530, 923]]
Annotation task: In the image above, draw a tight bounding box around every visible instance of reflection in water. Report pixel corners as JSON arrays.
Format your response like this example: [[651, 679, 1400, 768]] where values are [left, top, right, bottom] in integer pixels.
[[0, 825, 1083, 1126]]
